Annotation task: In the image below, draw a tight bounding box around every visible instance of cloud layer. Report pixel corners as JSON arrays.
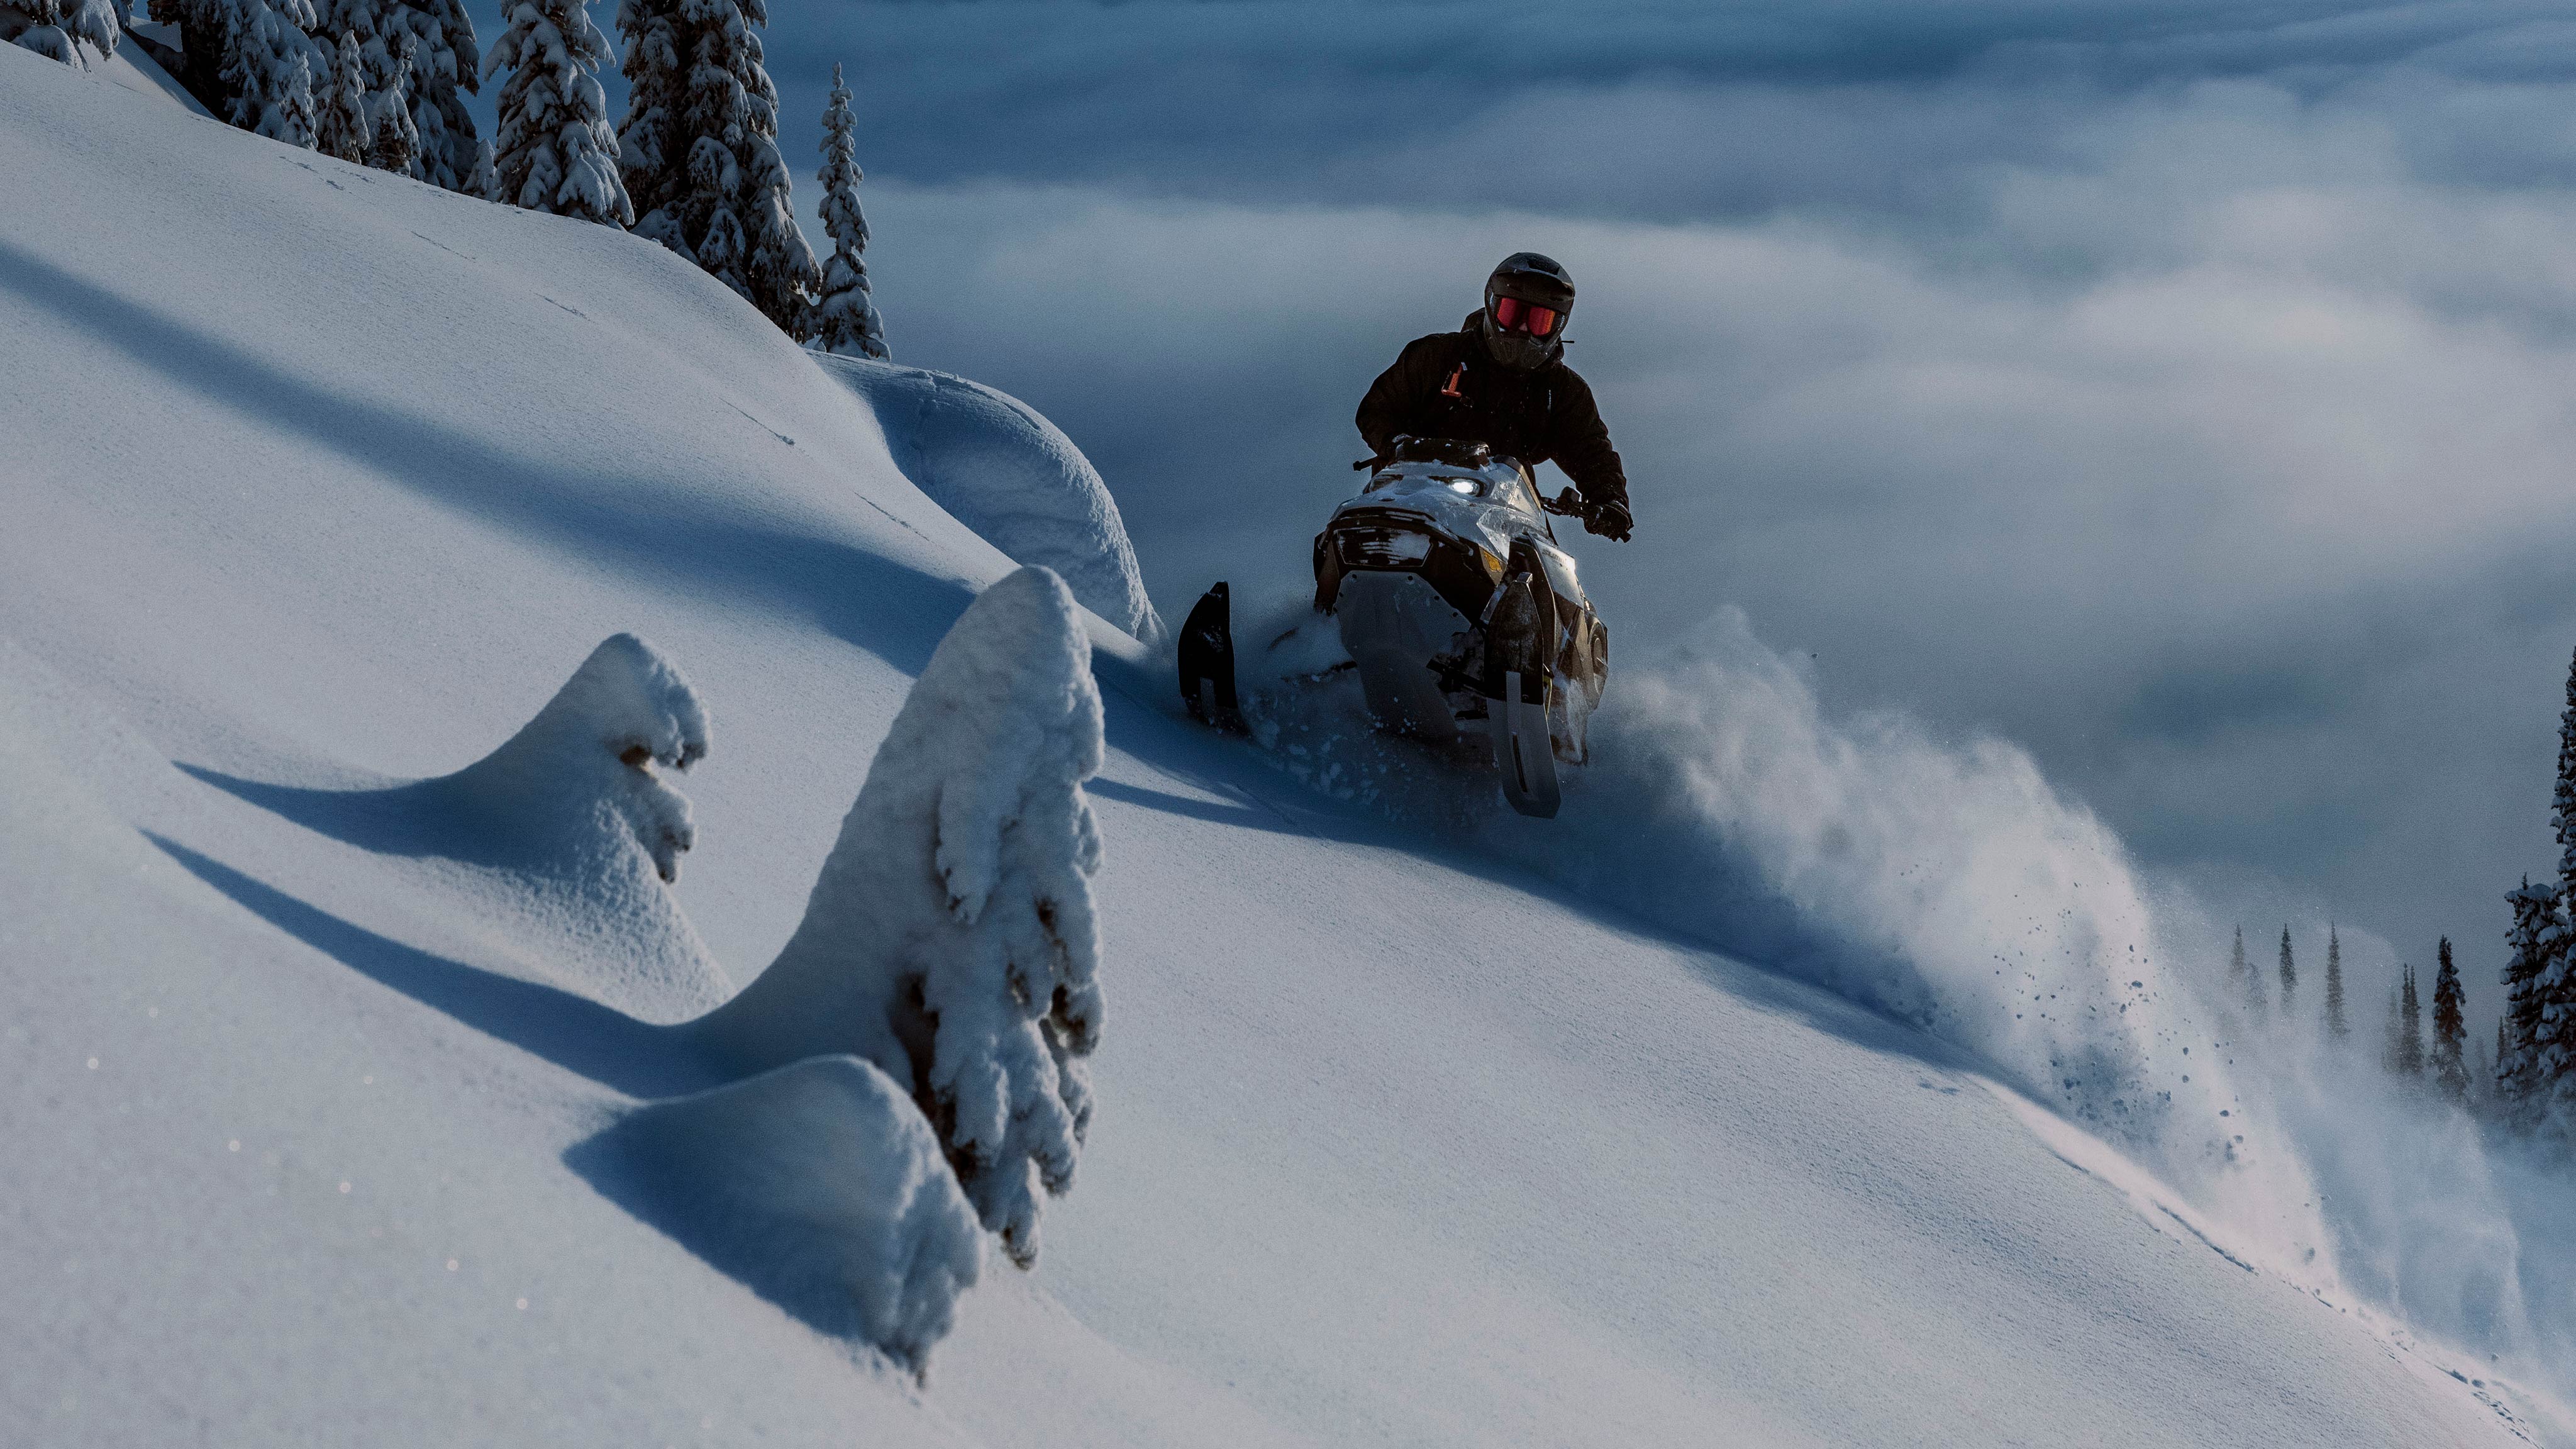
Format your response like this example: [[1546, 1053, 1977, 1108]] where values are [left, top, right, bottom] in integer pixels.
[[442, 0, 2576, 1009]]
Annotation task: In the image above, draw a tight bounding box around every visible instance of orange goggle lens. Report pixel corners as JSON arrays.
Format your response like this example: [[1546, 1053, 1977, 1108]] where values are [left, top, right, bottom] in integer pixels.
[[1492, 296, 1559, 337]]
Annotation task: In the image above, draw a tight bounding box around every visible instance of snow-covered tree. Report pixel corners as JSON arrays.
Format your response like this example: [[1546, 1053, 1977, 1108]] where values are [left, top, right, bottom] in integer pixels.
[[614, 0, 817, 332], [697, 566, 1106, 1268], [2431, 937, 2468, 1102], [365, 28, 418, 174], [2323, 924, 2348, 1040], [2499, 877, 2558, 1116], [4, 0, 120, 68], [808, 62, 889, 358], [2227, 924, 2260, 1014], [2385, 963, 2424, 1078], [2277, 925, 2297, 1018], [313, 0, 481, 191], [482, 0, 631, 225], [218, 0, 320, 146], [316, 30, 370, 160]]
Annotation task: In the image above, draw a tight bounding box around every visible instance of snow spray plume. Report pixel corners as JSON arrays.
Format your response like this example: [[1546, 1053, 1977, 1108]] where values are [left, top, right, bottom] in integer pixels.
[[1233, 600, 2316, 1252], [697, 565, 1106, 1268], [1535, 613, 2311, 1203]]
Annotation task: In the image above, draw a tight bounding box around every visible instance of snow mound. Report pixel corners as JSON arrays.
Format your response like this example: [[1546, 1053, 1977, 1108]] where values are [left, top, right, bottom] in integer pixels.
[[185, 633, 730, 1021], [816, 353, 1162, 643], [701, 565, 1106, 1267], [445, 632, 710, 885], [572, 1055, 985, 1375]]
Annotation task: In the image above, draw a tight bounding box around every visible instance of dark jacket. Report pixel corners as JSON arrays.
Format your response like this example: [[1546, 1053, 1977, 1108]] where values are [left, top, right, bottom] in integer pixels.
[[1355, 313, 1629, 514]]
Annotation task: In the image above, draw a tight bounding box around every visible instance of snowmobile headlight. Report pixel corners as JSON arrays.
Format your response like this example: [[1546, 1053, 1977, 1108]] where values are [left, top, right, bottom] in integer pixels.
[[1442, 477, 1483, 496]]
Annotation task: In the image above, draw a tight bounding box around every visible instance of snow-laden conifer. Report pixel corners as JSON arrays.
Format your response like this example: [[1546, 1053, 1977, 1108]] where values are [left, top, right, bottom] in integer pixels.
[[365, 29, 418, 174], [219, 0, 320, 146], [483, 0, 630, 225], [2431, 938, 2468, 1102], [2385, 963, 2424, 1078], [2226, 924, 2262, 1016], [316, 30, 370, 160], [614, 0, 816, 332], [2276, 925, 2296, 1018], [2390, 959, 2411, 1072], [313, 0, 480, 191], [2323, 924, 2348, 1040], [809, 62, 889, 358], [4, 0, 119, 67], [696, 567, 1105, 1268], [2499, 876, 2557, 1115]]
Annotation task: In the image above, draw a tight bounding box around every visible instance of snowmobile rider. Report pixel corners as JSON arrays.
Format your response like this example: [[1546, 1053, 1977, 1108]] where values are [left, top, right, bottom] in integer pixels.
[[1355, 252, 1633, 542]]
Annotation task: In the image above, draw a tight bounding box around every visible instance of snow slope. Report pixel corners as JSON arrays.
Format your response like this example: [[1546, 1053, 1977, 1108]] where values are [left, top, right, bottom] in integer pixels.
[[0, 47, 2548, 1446]]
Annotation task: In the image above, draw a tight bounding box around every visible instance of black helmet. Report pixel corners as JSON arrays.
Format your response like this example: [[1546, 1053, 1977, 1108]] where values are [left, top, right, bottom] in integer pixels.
[[1480, 252, 1574, 370], [1487, 253, 1575, 315]]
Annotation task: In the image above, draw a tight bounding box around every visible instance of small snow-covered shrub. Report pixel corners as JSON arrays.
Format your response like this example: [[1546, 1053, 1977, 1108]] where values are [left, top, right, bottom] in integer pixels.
[[699, 565, 1106, 1267], [584, 1055, 982, 1374], [447, 631, 707, 882]]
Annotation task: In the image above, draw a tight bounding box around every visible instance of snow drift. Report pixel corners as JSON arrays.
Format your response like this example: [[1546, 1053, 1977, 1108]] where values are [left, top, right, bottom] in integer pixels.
[[446, 632, 710, 886], [573, 1056, 984, 1375], [818, 353, 1162, 643], [700, 565, 1106, 1268]]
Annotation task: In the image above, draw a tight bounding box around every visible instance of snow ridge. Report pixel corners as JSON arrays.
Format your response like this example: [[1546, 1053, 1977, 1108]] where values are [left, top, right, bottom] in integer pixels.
[[816, 354, 1163, 643]]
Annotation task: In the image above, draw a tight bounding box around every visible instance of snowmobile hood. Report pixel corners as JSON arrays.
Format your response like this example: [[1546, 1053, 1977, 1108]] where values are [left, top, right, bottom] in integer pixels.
[[1336, 455, 1552, 570]]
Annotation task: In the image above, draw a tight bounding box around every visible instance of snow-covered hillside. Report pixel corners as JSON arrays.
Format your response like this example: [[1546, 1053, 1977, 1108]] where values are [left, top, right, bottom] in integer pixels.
[[0, 45, 2554, 1446]]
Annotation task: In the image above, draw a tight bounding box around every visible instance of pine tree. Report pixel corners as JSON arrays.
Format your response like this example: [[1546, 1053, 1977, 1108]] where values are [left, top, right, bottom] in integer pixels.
[[483, 0, 631, 225], [2501, 877, 2558, 1115], [9, 0, 121, 67], [2432, 937, 2468, 1102], [808, 62, 889, 358], [2228, 925, 2263, 1015], [2390, 959, 2411, 1072], [313, 0, 481, 192], [614, 0, 818, 332], [2538, 644, 2576, 1137], [2323, 924, 2348, 1040], [218, 0, 321, 146], [316, 30, 371, 160], [365, 29, 418, 175], [2277, 925, 2297, 1019]]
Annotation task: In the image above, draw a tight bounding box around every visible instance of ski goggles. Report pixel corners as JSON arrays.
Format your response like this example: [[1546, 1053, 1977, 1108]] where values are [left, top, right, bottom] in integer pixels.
[[1491, 296, 1561, 337]]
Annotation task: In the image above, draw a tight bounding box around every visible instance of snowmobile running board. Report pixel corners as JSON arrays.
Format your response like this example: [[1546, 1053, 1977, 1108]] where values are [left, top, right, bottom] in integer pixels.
[[1178, 582, 1247, 734], [1491, 669, 1560, 818]]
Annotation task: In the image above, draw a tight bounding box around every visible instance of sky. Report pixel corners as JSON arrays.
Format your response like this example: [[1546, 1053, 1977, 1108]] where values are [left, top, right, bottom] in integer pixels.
[[451, 0, 2576, 1018]]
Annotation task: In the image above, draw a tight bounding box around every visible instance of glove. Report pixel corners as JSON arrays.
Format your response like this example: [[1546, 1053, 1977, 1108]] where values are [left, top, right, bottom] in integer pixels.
[[1586, 499, 1633, 542]]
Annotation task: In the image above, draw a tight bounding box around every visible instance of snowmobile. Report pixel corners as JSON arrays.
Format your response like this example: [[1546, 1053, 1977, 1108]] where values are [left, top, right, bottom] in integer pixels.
[[1179, 436, 1611, 818]]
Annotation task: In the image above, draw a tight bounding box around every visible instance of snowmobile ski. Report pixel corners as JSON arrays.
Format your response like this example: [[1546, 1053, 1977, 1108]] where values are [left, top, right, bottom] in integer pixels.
[[1491, 670, 1560, 819], [1177, 582, 1247, 734], [1483, 573, 1562, 818]]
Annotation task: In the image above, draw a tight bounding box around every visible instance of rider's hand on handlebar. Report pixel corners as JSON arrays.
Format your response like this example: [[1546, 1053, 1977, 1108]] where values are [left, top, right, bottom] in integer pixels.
[[1585, 499, 1633, 542]]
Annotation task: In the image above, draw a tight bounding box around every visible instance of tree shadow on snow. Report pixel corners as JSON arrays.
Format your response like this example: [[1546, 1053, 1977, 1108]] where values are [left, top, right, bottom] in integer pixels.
[[171, 765, 506, 863], [0, 239, 975, 681], [146, 833, 963, 1354], [145, 833, 717, 1099]]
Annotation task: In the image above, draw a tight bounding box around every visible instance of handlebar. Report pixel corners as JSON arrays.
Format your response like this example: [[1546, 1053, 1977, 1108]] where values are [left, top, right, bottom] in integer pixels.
[[1541, 487, 1594, 521]]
